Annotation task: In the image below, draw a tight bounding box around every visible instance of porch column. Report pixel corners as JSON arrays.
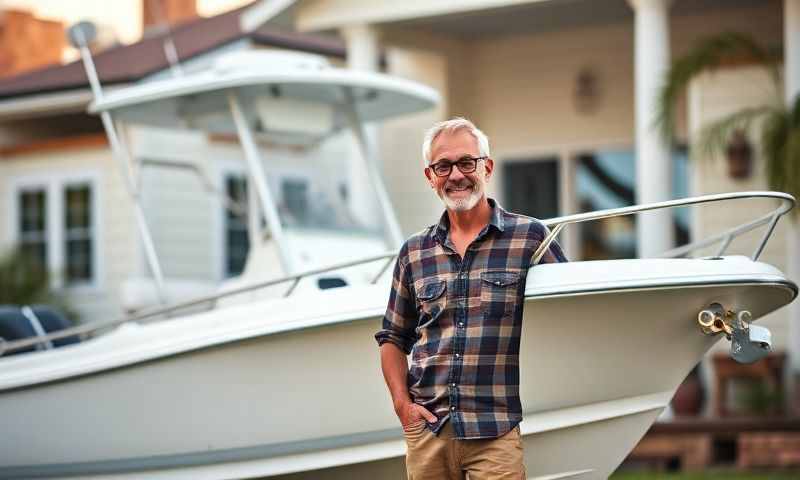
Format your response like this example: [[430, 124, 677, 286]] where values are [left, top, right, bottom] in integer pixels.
[[628, 0, 675, 258], [785, 0, 800, 399], [341, 24, 382, 231]]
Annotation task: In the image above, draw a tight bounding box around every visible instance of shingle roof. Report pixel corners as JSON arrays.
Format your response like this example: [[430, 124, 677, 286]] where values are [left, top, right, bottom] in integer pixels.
[[0, 4, 345, 100]]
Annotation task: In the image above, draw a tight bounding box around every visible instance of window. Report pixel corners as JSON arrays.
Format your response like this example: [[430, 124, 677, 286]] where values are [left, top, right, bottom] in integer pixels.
[[576, 148, 689, 260], [11, 176, 98, 289], [18, 188, 47, 269], [281, 178, 310, 225], [503, 158, 560, 219], [64, 184, 93, 283], [224, 174, 249, 277]]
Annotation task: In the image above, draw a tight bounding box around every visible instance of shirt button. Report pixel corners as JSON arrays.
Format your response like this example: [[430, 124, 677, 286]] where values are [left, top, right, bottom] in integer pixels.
[[451, 383, 456, 387], [458, 322, 464, 327], [455, 353, 460, 358], [450, 406, 456, 411]]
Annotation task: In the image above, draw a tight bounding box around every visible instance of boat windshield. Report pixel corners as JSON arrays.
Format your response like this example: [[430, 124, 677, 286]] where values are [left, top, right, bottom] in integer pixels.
[[260, 128, 385, 237]]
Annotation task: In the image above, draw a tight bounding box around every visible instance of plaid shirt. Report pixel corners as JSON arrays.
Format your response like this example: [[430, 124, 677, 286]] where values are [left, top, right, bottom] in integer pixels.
[[375, 198, 568, 440]]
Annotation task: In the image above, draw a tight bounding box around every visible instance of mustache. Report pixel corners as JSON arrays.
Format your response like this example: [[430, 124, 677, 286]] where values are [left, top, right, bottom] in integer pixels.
[[445, 179, 474, 189]]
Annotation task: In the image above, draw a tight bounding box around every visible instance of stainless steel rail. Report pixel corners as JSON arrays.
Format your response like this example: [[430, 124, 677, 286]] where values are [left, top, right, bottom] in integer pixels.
[[533, 191, 795, 265], [1, 191, 794, 356], [0, 251, 398, 356]]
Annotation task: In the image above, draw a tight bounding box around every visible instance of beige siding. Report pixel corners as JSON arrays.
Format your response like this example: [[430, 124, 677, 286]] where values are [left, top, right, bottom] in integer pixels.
[[463, 1, 781, 155]]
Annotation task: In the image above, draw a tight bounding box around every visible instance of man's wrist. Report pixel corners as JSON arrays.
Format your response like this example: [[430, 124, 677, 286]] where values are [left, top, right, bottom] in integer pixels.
[[393, 397, 413, 414]]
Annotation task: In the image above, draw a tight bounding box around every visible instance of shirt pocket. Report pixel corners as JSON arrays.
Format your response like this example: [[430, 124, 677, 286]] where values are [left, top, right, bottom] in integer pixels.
[[414, 277, 447, 333], [480, 270, 521, 322]]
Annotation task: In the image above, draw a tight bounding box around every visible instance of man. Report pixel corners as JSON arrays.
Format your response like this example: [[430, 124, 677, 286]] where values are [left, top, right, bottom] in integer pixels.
[[374, 117, 568, 480]]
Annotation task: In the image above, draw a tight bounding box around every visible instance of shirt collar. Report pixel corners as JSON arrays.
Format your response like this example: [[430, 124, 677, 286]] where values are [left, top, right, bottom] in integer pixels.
[[434, 197, 506, 243]]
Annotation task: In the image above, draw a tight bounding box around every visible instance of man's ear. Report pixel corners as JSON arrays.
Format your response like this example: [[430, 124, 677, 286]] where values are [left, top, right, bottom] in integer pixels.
[[424, 166, 436, 188], [484, 158, 494, 180]]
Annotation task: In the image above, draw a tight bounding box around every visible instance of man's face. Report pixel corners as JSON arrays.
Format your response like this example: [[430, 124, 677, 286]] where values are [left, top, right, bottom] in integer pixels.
[[425, 129, 494, 212]]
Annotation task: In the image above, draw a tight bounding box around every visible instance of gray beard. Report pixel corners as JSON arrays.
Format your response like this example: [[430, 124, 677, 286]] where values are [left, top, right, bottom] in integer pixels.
[[440, 184, 483, 212]]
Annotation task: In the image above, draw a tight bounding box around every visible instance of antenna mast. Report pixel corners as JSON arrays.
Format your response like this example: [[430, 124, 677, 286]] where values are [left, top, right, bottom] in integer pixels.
[[68, 22, 169, 305]]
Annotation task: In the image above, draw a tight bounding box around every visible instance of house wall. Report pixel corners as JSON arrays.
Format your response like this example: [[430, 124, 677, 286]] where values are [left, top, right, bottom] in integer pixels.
[[462, 1, 781, 165], [0, 144, 139, 322]]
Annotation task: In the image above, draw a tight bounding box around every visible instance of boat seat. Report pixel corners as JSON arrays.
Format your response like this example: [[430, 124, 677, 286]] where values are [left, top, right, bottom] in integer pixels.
[[0, 305, 79, 355]]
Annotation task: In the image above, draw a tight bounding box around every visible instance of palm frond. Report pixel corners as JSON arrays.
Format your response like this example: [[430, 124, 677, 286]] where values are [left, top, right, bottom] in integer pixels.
[[791, 92, 800, 128], [695, 105, 776, 160], [656, 32, 782, 143], [760, 107, 790, 193]]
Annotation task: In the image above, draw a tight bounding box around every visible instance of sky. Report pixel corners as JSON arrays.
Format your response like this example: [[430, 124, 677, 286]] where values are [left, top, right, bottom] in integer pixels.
[[1, 0, 254, 45]]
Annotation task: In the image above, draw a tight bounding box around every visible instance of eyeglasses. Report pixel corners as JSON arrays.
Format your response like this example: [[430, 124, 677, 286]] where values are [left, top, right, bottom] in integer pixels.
[[428, 156, 487, 177]]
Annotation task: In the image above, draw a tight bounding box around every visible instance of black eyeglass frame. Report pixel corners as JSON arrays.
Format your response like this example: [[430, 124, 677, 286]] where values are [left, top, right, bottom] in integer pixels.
[[427, 156, 488, 177]]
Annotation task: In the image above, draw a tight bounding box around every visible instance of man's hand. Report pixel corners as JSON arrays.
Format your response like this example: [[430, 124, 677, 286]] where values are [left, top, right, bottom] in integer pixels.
[[379, 343, 437, 429], [395, 400, 437, 429]]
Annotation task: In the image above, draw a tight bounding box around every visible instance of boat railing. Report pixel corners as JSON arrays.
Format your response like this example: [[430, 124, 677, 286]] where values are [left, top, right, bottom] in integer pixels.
[[0, 190, 794, 357], [533, 190, 795, 265]]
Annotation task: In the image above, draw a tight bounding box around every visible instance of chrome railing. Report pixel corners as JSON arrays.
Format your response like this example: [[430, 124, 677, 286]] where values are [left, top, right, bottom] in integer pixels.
[[1, 191, 794, 357], [533, 191, 795, 265], [0, 251, 398, 356]]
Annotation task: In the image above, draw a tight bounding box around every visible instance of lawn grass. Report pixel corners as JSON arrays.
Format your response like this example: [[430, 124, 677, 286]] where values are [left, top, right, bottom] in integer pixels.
[[611, 472, 800, 480]]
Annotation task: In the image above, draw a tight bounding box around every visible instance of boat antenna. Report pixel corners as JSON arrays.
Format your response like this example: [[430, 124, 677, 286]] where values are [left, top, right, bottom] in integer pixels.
[[67, 21, 169, 305], [145, 0, 184, 77]]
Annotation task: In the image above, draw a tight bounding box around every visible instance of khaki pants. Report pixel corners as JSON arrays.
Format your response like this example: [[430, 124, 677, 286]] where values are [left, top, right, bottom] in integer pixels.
[[403, 421, 526, 480]]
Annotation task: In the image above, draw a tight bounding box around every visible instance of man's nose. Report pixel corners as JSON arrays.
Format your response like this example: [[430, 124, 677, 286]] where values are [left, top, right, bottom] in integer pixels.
[[448, 164, 466, 182]]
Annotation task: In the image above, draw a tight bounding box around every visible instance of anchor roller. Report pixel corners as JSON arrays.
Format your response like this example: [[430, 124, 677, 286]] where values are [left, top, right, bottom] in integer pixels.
[[697, 303, 772, 364]]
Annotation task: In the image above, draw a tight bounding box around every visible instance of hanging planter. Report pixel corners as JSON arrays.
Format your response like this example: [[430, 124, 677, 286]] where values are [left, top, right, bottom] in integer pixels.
[[725, 129, 753, 179]]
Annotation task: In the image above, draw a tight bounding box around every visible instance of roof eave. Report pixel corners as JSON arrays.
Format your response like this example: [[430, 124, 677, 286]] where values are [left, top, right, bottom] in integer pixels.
[[0, 87, 126, 122]]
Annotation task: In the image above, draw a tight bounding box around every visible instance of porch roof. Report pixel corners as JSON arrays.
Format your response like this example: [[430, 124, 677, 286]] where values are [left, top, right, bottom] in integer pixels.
[[294, 0, 770, 36]]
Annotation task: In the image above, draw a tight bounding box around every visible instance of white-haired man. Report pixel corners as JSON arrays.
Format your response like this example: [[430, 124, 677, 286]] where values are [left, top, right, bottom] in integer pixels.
[[375, 118, 568, 479]]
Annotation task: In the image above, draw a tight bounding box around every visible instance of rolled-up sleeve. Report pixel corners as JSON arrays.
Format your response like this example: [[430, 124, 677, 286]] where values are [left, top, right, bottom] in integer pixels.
[[374, 243, 418, 354]]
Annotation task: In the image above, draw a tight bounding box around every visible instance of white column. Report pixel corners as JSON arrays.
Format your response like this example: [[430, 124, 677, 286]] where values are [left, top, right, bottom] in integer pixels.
[[628, 0, 675, 258], [343, 24, 380, 72], [785, 0, 800, 401], [341, 24, 382, 231], [560, 151, 581, 260]]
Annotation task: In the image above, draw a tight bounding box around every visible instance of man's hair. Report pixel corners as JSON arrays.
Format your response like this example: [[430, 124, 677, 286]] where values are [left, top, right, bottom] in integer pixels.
[[421, 117, 491, 167]]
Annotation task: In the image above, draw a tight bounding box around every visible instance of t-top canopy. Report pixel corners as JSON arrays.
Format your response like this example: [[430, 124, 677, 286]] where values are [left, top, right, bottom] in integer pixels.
[[89, 50, 440, 135]]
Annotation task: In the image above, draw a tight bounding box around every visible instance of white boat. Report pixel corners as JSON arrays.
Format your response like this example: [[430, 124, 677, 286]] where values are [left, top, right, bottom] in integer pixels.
[[0, 32, 796, 480]]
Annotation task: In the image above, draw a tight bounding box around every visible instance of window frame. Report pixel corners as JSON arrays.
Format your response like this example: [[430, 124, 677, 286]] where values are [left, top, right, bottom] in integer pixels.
[[6, 171, 102, 292]]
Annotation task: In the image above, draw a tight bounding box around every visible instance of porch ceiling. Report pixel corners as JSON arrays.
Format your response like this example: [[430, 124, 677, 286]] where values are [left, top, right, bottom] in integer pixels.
[[383, 0, 772, 38]]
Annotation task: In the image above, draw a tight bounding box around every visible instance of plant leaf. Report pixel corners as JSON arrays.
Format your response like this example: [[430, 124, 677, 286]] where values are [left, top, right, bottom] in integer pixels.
[[695, 105, 775, 160], [656, 32, 782, 143]]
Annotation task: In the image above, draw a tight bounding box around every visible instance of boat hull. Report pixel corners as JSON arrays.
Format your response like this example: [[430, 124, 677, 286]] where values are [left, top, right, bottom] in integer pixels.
[[1, 257, 795, 479]]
